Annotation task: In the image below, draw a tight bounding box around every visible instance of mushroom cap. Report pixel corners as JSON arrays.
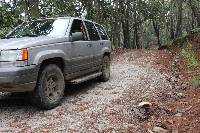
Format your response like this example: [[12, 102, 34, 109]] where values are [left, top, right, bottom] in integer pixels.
[[138, 102, 152, 108]]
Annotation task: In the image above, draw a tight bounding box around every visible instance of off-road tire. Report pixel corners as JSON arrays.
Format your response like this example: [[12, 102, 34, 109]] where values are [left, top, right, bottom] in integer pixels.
[[99, 56, 110, 82], [31, 64, 65, 110]]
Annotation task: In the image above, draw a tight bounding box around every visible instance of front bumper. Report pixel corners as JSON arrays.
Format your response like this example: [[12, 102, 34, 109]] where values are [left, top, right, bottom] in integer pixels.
[[0, 65, 39, 92]]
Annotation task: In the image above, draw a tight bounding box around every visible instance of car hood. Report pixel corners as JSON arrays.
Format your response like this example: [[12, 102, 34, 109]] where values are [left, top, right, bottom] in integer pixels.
[[0, 36, 69, 50]]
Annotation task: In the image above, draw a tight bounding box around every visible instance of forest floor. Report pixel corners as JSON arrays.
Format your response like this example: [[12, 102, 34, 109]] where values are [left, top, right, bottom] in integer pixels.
[[0, 49, 199, 133]]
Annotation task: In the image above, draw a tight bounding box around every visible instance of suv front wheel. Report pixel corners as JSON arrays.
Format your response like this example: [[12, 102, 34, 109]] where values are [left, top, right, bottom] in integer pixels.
[[31, 64, 65, 110], [99, 56, 110, 82]]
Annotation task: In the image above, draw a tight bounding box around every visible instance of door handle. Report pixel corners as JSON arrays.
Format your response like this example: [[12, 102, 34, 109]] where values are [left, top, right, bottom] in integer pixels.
[[100, 43, 104, 46], [87, 44, 93, 47]]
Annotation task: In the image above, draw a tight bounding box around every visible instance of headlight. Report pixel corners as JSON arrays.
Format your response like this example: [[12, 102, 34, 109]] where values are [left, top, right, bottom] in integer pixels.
[[0, 49, 28, 62]]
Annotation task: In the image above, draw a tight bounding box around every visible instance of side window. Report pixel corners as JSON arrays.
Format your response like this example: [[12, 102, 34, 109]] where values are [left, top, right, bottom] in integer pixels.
[[96, 24, 109, 40], [84, 21, 100, 41], [70, 19, 88, 41]]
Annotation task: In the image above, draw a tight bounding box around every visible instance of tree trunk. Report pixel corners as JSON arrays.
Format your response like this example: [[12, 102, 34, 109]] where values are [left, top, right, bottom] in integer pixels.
[[25, 0, 40, 19], [170, 16, 175, 40], [95, 0, 101, 23], [175, 0, 183, 38], [85, 0, 94, 20], [30, 0, 40, 18], [188, 0, 200, 27], [170, 1, 175, 40], [153, 20, 161, 47], [122, 19, 130, 48], [134, 24, 140, 49], [119, 0, 131, 48], [192, 11, 195, 29], [25, 0, 30, 20]]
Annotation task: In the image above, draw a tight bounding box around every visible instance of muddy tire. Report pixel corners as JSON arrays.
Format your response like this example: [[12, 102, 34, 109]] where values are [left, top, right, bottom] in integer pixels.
[[31, 64, 65, 110], [99, 56, 110, 82]]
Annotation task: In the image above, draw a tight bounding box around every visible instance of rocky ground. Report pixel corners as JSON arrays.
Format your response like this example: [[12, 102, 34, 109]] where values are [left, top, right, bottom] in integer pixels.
[[0, 49, 199, 133]]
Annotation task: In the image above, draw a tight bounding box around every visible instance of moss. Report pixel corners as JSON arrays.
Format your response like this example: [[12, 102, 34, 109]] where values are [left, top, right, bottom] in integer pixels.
[[192, 75, 200, 88], [169, 32, 200, 89], [191, 28, 200, 34], [180, 41, 198, 70], [0, 28, 9, 38]]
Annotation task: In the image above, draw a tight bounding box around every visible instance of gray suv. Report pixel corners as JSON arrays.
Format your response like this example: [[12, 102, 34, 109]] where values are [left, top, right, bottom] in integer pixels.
[[0, 17, 111, 109]]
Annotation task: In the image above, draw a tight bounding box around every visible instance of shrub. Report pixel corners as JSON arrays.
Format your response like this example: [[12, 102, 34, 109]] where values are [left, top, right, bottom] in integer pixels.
[[180, 41, 198, 70]]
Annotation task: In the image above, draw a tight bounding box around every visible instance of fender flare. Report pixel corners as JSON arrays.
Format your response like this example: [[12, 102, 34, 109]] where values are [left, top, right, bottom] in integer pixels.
[[33, 49, 66, 65]]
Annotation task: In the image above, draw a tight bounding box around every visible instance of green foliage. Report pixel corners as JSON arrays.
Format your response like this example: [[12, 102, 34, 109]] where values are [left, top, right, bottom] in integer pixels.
[[170, 33, 200, 89], [192, 75, 200, 88], [191, 28, 200, 34], [180, 42, 198, 69], [0, 2, 23, 38], [171, 36, 187, 48], [0, 28, 9, 38], [0, 0, 200, 49]]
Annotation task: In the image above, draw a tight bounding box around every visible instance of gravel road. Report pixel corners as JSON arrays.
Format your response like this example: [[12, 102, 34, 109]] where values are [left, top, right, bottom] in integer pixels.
[[0, 51, 172, 133]]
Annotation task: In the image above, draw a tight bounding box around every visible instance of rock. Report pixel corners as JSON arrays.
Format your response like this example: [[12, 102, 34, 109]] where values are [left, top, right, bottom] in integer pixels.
[[176, 93, 185, 98], [131, 106, 147, 120], [138, 102, 152, 117], [165, 119, 174, 124], [172, 129, 178, 133], [138, 102, 152, 108], [152, 126, 168, 133], [175, 113, 182, 117], [131, 102, 153, 120], [148, 129, 154, 133], [170, 77, 178, 82], [182, 83, 188, 89], [182, 106, 192, 112]]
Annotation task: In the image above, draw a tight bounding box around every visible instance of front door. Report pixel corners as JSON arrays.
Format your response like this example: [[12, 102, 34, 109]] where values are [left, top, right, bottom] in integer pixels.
[[70, 19, 93, 76]]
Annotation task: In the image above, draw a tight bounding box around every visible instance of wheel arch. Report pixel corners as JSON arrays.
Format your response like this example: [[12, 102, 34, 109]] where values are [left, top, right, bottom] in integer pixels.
[[103, 52, 111, 58], [39, 57, 65, 73]]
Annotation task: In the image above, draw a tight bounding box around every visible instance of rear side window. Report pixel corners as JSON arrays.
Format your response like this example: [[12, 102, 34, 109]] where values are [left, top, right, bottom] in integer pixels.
[[96, 24, 108, 40], [84, 21, 100, 41]]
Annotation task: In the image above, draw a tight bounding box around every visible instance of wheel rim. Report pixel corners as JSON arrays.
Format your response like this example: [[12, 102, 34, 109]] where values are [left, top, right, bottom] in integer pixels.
[[45, 74, 61, 101]]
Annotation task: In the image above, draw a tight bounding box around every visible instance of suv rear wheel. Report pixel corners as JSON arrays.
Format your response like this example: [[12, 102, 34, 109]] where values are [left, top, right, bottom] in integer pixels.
[[99, 56, 110, 82], [31, 64, 65, 110]]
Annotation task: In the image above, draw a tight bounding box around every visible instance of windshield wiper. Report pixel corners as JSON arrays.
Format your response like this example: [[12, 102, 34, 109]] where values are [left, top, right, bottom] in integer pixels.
[[22, 34, 38, 37], [4, 36, 16, 39]]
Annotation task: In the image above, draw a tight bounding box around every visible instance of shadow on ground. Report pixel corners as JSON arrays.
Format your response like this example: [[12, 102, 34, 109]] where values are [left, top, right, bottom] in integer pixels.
[[0, 78, 99, 110], [64, 78, 99, 97]]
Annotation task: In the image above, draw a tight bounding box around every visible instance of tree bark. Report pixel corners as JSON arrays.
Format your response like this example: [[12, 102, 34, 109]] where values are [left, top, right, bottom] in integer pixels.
[[170, 15, 175, 40], [119, 0, 131, 48], [175, 0, 183, 38], [170, 0, 175, 40], [188, 0, 200, 27], [85, 0, 94, 19], [25, 0, 40, 19], [25, 0, 30, 20], [153, 20, 161, 47], [134, 24, 140, 49]]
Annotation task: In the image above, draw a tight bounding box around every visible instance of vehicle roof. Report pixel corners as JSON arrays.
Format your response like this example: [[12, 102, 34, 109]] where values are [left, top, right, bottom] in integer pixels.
[[33, 17, 100, 25]]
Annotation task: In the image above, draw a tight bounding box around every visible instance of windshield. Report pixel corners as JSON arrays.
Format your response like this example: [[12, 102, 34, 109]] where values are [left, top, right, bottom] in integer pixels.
[[6, 19, 70, 38]]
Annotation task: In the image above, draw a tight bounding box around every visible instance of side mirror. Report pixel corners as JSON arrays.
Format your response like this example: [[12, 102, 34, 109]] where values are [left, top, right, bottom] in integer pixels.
[[71, 32, 83, 42]]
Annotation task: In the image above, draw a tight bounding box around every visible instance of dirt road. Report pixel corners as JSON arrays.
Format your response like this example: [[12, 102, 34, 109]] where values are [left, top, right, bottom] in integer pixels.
[[0, 50, 173, 133]]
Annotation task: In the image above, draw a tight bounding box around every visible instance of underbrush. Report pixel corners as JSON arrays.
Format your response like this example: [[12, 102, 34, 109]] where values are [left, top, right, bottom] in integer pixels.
[[169, 32, 200, 88]]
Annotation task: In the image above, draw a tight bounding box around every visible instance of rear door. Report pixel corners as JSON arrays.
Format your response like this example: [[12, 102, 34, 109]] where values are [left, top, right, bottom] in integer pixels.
[[84, 21, 101, 69], [94, 24, 110, 67]]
